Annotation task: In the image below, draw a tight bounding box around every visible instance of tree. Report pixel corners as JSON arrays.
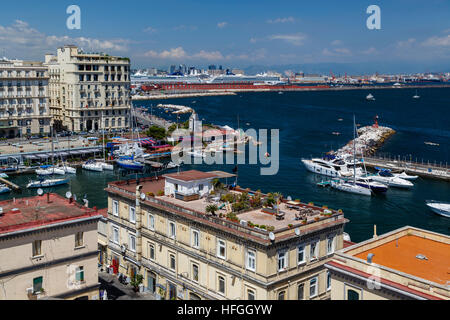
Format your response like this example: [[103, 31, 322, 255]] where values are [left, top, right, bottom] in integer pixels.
[[212, 178, 224, 190], [146, 126, 167, 140], [206, 204, 219, 216]]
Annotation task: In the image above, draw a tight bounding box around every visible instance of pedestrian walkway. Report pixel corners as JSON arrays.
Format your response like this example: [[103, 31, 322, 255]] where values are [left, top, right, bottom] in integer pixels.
[[99, 271, 156, 300]]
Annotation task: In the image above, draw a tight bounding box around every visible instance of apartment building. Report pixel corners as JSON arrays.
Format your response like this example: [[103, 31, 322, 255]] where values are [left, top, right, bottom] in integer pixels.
[[0, 59, 51, 138], [325, 226, 450, 300], [104, 170, 348, 300], [0, 193, 102, 300], [45, 45, 131, 132]]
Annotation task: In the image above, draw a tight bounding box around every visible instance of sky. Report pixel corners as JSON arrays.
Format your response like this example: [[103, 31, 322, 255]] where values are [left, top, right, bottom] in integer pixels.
[[0, 0, 449, 73]]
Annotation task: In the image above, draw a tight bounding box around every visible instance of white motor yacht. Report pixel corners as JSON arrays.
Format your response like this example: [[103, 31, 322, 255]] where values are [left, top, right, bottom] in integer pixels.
[[82, 161, 104, 172], [426, 201, 450, 218], [27, 178, 69, 189], [96, 160, 114, 171], [393, 171, 418, 181], [301, 156, 357, 178], [369, 171, 414, 189], [36, 167, 66, 176]]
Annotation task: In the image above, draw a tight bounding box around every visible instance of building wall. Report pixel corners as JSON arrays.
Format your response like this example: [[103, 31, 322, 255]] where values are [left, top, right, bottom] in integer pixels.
[[0, 219, 100, 300], [105, 192, 344, 300], [0, 60, 51, 137], [46, 46, 131, 132]]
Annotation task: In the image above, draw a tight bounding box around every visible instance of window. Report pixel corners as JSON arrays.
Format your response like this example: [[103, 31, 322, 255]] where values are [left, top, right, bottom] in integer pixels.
[[112, 200, 119, 216], [148, 214, 155, 230], [112, 227, 119, 244], [191, 229, 200, 249], [75, 232, 84, 247], [246, 249, 256, 272], [76, 267, 85, 283], [129, 234, 136, 252], [278, 291, 286, 300], [168, 221, 176, 239], [298, 245, 306, 264], [217, 239, 226, 259], [33, 276, 43, 294], [327, 236, 335, 255], [310, 240, 319, 261], [218, 275, 225, 294], [327, 271, 331, 291], [278, 251, 287, 271], [310, 277, 318, 298], [347, 289, 360, 300], [248, 289, 255, 300], [169, 254, 176, 270], [168, 282, 177, 300], [149, 243, 155, 260], [129, 206, 136, 223], [298, 283, 304, 300], [32, 240, 42, 257], [192, 264, 199, 282]]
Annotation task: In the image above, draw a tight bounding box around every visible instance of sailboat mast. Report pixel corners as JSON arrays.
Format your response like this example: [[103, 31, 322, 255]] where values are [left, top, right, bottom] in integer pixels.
[[102, 112, 106, 160], [353, 115, 356, 184], [51, 126, 55, 167]]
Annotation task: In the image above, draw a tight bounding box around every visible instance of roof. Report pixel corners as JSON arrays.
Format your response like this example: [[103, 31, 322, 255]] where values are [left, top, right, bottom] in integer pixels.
[[0, 194, 102, 236], [163, 170, 218, 182], [206, 171, 237, 179], [354, 235, 450, 285]]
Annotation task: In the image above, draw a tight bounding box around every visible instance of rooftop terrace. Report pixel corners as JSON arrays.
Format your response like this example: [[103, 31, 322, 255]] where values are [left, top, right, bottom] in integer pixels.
[[0, 194, 101, 236]]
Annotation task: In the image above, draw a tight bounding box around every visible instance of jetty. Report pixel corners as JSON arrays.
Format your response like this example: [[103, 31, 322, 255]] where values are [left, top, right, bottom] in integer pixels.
[[364, 156, 450, 181]]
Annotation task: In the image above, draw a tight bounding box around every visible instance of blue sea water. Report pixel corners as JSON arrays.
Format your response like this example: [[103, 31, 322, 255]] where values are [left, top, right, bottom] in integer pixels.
[[2, 88, 449, 242]]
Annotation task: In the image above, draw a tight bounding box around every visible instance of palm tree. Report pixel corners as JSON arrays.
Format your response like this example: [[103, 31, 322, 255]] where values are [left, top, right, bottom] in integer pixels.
[[212, 178, 224, 190], [206, 204, 219, 216]]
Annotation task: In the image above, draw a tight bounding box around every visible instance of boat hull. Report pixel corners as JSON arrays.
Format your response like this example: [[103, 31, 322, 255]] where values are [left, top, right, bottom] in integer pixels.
[[426, 201, 450, 218], [27, 179, 69, 189], [117, 161, 144, 171]]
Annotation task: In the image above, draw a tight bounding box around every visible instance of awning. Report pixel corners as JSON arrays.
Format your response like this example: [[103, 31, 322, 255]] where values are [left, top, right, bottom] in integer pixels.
[[24, 155, 39, 160], [37, 154, 50, 159], [58, 152, 70, 157]]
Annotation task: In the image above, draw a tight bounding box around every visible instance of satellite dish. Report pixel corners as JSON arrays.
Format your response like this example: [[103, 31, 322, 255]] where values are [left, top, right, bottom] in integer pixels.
[[66, 191, 73, 199], [269, 232, 275, 241], [37, 188, 44, 196], [295, 228, 301, 236], [287, 196, 292, 201], [140, 193, 146, 200]]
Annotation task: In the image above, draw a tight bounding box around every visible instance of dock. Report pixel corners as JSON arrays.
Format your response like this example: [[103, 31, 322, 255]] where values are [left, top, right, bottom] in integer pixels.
[[364, 156, 450, 181], [0, 177, 21, 191]]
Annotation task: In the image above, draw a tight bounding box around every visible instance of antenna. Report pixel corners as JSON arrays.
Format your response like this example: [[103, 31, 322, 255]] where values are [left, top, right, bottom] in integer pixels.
[[66, 191, 73, 199], [37, 188, 44, 196], [269, 232, 275, 241]]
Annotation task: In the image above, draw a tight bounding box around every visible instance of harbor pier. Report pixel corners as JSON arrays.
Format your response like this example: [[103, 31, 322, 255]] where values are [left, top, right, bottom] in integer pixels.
[[364, 156, 450, 181]]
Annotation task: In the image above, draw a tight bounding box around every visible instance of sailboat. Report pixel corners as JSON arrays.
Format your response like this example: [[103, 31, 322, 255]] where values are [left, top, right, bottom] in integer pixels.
[[82, 113, 113, 172], [28, 128, 69, 189], [413, 90, 420, 99], [116, 108, 145, 171], [330, 116, 372, 196]]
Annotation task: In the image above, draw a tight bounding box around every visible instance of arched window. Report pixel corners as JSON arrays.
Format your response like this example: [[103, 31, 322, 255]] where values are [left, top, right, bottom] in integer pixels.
[[278, 291, 286, 300], [189, 293, 201, 300], [347, 289, 360, 300]]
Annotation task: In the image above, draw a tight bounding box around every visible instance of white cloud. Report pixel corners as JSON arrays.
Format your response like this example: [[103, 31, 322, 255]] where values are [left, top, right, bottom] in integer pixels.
[[217, 22, 228, 28], [143, 26, 157, 33], [331, 40, 343, 46], [268, 33, 306, 46], [0, 20, 129, 59], [422, 34, 450, 47], [267, 17, 296, 24], [361, 47, 378, 55], [396, 38, 416, 48], [173, 25, 198, 31], [322, 47, 352, 56], [144, 47, 224, 61]]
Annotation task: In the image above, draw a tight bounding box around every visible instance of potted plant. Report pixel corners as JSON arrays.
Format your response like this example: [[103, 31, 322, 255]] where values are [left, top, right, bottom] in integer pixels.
[[130, 274, 143, 292], [288, 224, 293, 228], [302, 219, 307, 225], [314, 216, 320, 221], [157, 190, 164, 197], [147, 192, 155, 197], [206, 204, 219, 216]]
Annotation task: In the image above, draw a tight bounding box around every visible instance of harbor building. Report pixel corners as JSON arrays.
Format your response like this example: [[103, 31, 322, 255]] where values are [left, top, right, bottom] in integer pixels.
[[0, 194, 102, 300], [104, 170, 348, 300], [44, 45, 131, 132], [0, 59, 51, 138], [325, 226, 450, 300]]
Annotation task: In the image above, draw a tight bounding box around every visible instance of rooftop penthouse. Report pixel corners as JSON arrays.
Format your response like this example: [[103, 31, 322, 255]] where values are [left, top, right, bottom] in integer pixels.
[[326, 226, 450, 300], [106, 170, 347, 245]]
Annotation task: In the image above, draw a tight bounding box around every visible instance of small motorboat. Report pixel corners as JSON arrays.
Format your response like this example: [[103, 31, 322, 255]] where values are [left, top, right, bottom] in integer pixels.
[[27, 178, 69, 189], [36, 166, 66, 176], [394, 171, 418, 181], [96, 160, 114, 171], [370, 171, 414, 189], [426, 201, 450, 218], [366, 93, 375, 101], [0, 173, 9, 179], [0, 184, 11, 194], [82, 161, 104, 172], [413, 90, 420, 99]]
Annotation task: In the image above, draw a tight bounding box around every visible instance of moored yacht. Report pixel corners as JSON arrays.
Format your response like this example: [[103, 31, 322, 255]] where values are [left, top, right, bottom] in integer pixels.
[[426, 200, 450, 218], [355, 177, 388, 193], [330, 179, 372, 196], [0, 184, 11, 194], [82, 161, 104, 172], [366, 93, 375, 101], [368, 170, 414, 189], [27, 178, 69, 189]]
